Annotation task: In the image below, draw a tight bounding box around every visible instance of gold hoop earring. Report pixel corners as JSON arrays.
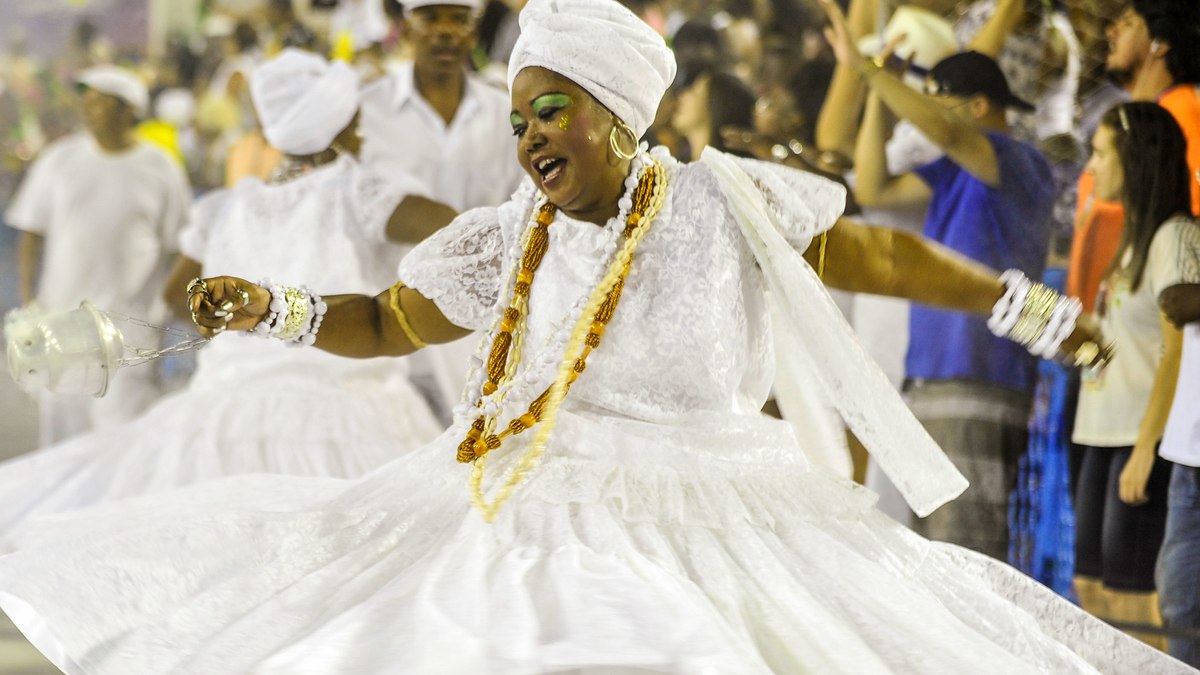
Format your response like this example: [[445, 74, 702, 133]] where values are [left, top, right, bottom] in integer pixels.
[[608, 121, 639, 160]]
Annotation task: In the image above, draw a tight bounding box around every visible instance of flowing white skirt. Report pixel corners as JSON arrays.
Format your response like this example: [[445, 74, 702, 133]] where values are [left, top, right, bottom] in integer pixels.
[[0, 367, 441, 544], [0, 408, 1185, 674]]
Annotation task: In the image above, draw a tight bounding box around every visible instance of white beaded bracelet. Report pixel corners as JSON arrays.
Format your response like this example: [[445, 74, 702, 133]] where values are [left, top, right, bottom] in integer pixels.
[[251, 280, 325, 346], [988, 269, 1081, 360]]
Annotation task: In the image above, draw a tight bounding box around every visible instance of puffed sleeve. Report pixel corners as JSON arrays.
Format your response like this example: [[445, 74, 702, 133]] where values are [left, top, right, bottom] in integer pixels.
[[720, 154, 847, 252], [397, 202, 518, 331]]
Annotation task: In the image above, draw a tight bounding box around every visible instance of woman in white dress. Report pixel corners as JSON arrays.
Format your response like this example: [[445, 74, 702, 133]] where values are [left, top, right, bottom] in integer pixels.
[[0, 50, 442, 541], [0, 2, 1183, 672]]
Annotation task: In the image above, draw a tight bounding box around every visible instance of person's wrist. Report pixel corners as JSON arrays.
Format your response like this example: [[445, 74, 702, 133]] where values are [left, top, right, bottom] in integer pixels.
[[857, 54, 885, 80]]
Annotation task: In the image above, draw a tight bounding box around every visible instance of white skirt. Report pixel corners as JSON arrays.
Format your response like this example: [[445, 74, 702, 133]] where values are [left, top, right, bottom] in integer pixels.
[[0, 368, 441, 544], [0, 408, 1184, 674]]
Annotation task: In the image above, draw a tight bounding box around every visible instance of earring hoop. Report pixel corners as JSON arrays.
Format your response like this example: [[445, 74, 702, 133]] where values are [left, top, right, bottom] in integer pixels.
[[608, 121, 639, 160]]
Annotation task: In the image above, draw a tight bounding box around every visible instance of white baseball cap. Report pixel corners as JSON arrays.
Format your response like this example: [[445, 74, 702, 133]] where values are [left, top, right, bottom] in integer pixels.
[[76, 65, 150, 117]]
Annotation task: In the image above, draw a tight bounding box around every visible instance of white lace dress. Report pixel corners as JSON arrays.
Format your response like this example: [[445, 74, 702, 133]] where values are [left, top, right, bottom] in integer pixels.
[[0, 156, 441, 542], [0, 152, 1184, 674]]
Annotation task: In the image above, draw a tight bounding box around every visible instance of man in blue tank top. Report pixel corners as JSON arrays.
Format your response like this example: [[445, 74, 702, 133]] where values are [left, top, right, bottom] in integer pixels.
[[852, 50, 1055, 560]]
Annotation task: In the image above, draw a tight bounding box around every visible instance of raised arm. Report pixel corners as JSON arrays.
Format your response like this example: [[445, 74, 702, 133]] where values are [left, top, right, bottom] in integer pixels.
[[188, 277, 470, 358], [822, 0, 1000, 187], [805, 217, 1105, 364], [806, 216, 1003, 313], [852, 90, 932, 209], [965, 0, 1026, 58], [813, 0, 877, 161]]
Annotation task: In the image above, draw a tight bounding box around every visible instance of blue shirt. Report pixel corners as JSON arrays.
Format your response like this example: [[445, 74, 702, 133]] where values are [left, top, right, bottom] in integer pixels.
[[906, 131, 1054, 392]]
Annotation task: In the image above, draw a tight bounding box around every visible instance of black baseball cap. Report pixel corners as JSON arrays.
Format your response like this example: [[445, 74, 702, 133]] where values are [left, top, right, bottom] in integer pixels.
[[924, 51, 1034, 112]]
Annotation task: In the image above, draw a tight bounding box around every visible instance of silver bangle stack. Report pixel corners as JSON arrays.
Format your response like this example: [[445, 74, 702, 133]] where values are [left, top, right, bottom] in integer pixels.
[[252, 279, 328, 346], [988, 269, 1082, 361]]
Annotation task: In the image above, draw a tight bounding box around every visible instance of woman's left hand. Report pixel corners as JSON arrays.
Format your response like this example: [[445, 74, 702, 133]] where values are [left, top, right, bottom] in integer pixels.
[[1118, 444, 1156, 506], [818, 0, 864, 71]]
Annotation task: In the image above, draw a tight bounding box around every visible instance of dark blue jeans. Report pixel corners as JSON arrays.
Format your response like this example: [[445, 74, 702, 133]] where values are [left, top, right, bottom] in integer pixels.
[[1157, 463, 1200, 667]]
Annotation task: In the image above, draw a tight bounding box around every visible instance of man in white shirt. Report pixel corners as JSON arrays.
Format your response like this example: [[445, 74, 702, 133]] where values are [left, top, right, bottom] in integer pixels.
[[359, 0, 524, 419], [10, 65, 191, 445], [359, 0, 523, 213], [1157, 236, 1200, 667]]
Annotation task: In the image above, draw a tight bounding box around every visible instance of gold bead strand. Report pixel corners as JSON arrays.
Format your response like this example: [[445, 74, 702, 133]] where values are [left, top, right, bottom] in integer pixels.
[[469, 159, 669, 521]]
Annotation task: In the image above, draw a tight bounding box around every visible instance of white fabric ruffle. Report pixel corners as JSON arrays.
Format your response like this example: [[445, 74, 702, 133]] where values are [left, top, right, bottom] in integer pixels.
[[0, 411, 1180, 674], [0, 150, 1181, 674]]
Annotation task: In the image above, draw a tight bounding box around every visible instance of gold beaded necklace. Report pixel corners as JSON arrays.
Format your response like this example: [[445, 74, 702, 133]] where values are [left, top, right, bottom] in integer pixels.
[[457, 162, 660, 463]]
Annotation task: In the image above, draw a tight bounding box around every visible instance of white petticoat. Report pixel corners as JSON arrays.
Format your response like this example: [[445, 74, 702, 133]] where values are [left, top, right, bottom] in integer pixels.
[[0, 407, 1183, 674], [0, 364, 441, 547]]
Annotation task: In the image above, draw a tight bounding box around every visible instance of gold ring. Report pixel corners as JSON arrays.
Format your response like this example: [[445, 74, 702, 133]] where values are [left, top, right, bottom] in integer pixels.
[[1073, 341, 1100, 367], [186, 278, 208, 296]]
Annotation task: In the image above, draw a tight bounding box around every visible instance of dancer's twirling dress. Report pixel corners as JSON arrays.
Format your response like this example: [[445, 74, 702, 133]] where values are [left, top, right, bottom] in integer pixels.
[[0, 155, 441, 540], [0, 151, 1184, 673]]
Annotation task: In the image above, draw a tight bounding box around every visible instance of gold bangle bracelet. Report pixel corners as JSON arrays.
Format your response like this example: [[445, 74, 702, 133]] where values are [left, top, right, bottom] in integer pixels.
[[388, 282, 429, 350]]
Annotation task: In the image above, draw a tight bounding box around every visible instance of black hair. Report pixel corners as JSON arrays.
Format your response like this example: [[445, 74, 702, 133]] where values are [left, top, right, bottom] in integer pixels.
[[1131, 0, 1200, 84], [1101, 101, 1192, 290], [705, 71, 756, 156]]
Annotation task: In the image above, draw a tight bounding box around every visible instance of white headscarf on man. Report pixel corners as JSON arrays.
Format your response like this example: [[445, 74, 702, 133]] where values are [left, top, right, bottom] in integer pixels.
[[506, 0, 676, 138], [250, 48, 358, 156]]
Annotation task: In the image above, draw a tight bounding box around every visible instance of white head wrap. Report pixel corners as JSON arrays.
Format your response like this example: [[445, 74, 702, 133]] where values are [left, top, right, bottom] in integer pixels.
[[76, 65, 149, 117], [507, 0, 676, 137], [404, 0, 481, 12], [154, 88, 196, 127], [250, 48, 358, 155]]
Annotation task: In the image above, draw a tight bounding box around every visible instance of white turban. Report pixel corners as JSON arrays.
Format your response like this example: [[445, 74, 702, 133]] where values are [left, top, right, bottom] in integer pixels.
[[76, 65, 149, 117], [507, 0, 676, 138], [250, 48, 358, 155]]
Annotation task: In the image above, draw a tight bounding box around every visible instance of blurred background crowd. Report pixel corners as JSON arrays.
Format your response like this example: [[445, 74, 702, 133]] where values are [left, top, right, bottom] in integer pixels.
[[0, 0, 1198, 669]]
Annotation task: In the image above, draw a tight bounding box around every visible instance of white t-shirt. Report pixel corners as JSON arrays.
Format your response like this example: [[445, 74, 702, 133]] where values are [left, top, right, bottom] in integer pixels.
[[1074, 216, 1200, 447], [1162, 323, 1200, 466], [358, 62, 525, 214], [1159, 221, 1200, 466], [8, 133, 191, 318]]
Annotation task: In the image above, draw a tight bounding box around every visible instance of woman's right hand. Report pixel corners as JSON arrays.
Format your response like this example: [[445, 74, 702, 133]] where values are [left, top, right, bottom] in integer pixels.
[[187, 276, 270, 338]]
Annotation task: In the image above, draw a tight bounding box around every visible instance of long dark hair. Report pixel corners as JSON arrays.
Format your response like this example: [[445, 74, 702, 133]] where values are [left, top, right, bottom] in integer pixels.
[[1102, 102, 1191, 291], [705, 72, 756, 156]]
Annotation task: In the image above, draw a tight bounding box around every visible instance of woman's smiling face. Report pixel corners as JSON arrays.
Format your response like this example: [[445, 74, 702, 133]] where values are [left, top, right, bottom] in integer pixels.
[[510, 67, 632, 225]]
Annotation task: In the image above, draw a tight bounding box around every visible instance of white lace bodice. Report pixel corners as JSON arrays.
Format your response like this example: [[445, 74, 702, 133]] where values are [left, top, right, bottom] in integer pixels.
[[182, 156, 414, 386], [399, 156, 820, 423]]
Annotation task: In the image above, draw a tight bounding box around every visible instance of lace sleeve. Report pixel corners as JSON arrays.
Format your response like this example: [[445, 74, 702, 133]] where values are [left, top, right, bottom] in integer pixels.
[[721, 155, 847, 251], [397, 206, 509, 331]]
